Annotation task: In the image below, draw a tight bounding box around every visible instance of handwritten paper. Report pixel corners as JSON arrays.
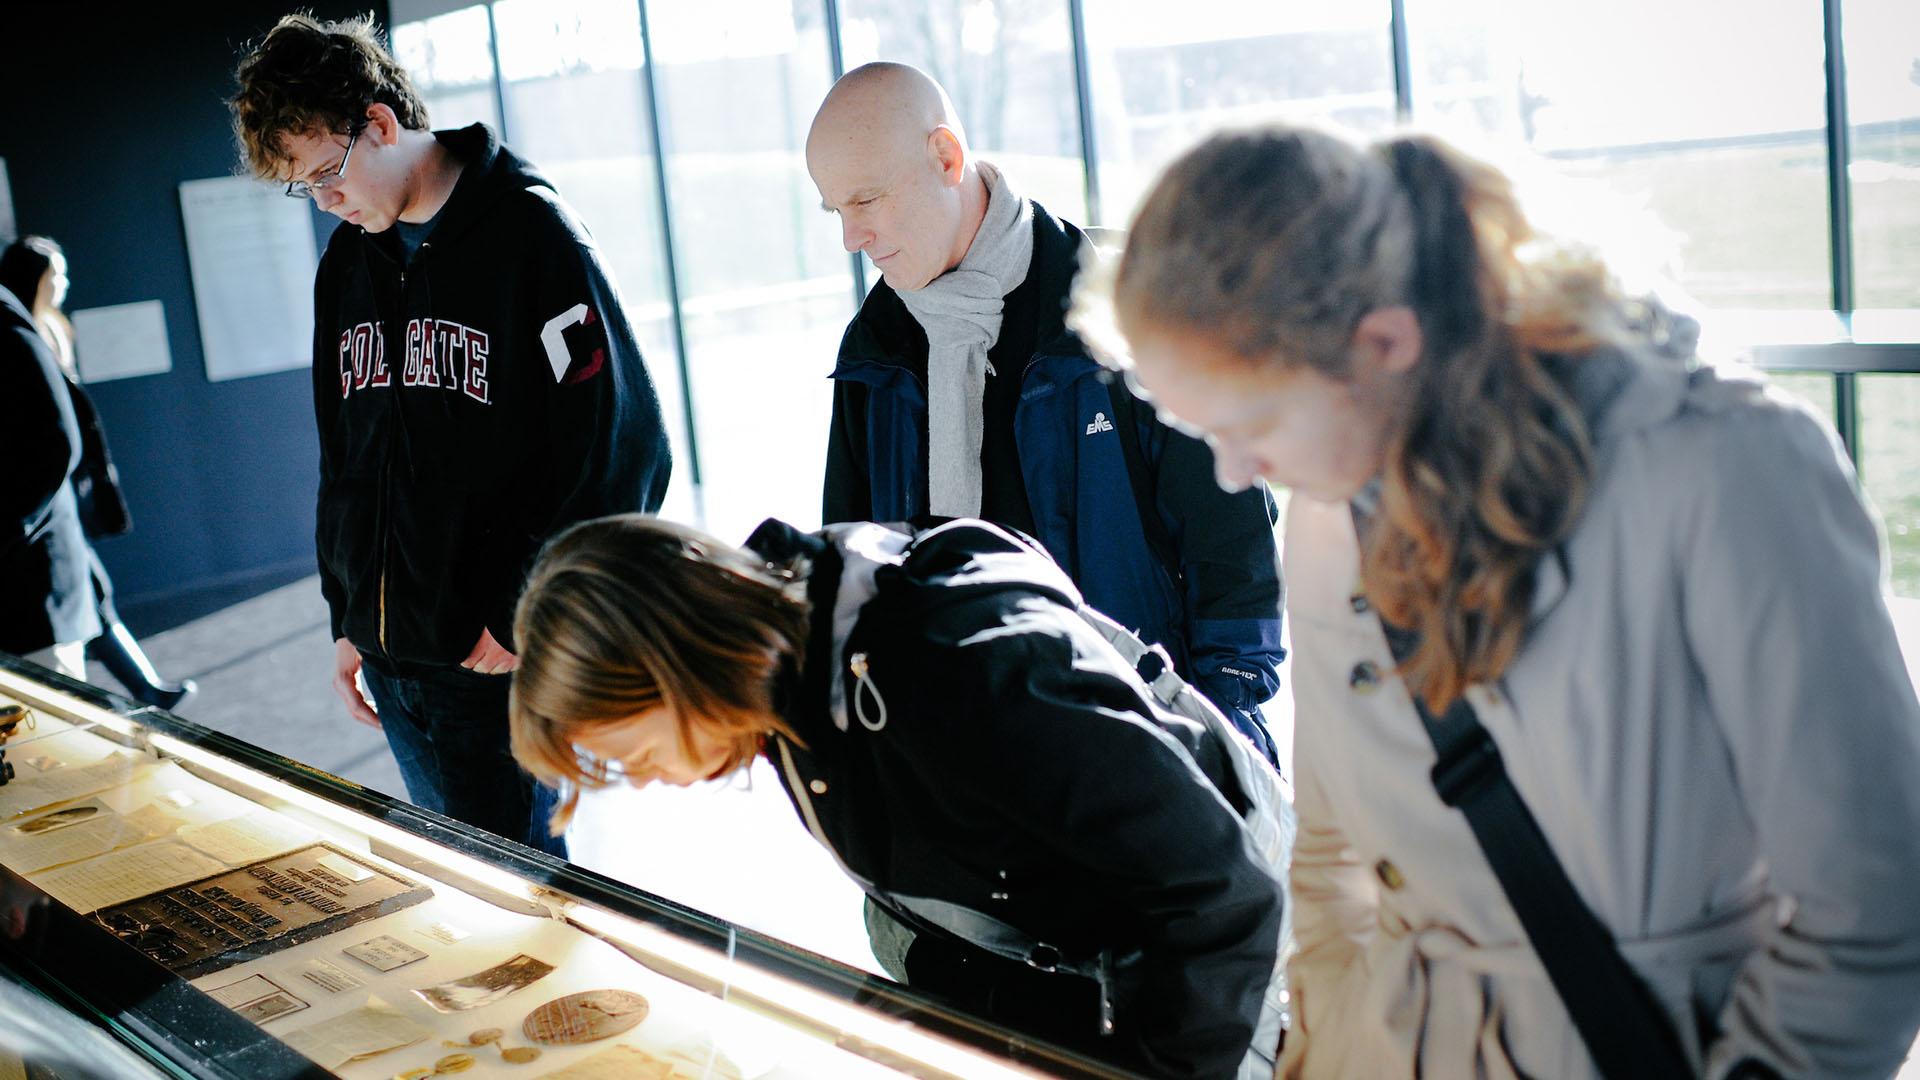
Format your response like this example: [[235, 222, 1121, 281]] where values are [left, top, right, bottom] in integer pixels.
[[177, 176, 316, 382], [31, 840, 223, 913], [0, 799, 183, 874], [0, 753, 143, 820], [279, 998, 430, 1069], [178, 811, 317, 867]]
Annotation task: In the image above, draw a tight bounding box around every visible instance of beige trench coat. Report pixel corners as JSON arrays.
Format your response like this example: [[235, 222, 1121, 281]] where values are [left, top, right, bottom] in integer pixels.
[[1279, 344, 1920, 1079]]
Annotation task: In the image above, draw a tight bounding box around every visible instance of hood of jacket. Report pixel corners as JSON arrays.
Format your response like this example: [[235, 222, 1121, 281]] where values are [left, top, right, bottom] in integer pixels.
[[356, 123, 551, 261]]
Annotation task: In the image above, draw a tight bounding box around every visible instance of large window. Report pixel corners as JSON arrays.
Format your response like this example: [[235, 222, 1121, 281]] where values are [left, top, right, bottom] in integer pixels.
[[1411, 0, 1832, 311], [1846, 0, 1920, 310], [1080, 0, 1397, 226], [393, 6, 502, 131], [490, 0, 694, 524], [839, 0, 1088, 221], [648, 0, 853, 542], [1862, 376, 1920, 596], [1844, 0, 1920, 597], [393, 0, 1919, 598], [396, 0, 697, 524]]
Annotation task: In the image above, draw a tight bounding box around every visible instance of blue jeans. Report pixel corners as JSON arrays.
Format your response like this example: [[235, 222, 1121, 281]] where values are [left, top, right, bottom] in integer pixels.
[[359, 658, 568, 859]]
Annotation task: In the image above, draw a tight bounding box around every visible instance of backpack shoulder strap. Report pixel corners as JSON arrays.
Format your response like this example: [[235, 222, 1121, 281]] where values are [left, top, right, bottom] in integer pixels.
[[1077, 602, 1293, 873], [1105, 377, 1182, 581]]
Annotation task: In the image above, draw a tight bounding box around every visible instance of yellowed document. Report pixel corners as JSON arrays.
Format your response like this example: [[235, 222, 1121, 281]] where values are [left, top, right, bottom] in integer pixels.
[[0, 799, 185, 874], [535, 1045, 693, 1080], [177, 811, 317, 866], [279, 998, 431, 1069], [0, 753, 143, 819], [31, 839, 224, 912]]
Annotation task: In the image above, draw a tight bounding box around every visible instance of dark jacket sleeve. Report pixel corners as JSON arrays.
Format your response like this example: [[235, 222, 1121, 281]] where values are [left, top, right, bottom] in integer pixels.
[[822, 376, 871, 525], [916, 616, 1283, 1077], [1145, 408, 1287, 720], [488, 195, 673, 650], [1, 311, 82, 538], [310, 255, 349, 643], [65, 378, 130, 538]]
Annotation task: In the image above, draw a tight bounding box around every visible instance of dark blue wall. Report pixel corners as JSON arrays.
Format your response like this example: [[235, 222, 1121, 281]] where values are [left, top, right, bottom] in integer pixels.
[[0, 3, 380, 622]]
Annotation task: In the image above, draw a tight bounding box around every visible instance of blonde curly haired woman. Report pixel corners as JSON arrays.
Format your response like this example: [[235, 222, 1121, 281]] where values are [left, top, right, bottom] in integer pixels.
[[1074, 123, 1920, 1079]]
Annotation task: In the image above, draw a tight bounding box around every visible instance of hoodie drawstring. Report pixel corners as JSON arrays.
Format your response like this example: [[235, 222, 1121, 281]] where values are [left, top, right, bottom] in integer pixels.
[[849, 652, 888, 732]]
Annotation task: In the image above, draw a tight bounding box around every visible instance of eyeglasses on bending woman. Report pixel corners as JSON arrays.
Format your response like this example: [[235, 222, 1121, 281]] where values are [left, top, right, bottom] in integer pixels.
[[507, 512, 1291, 1079]]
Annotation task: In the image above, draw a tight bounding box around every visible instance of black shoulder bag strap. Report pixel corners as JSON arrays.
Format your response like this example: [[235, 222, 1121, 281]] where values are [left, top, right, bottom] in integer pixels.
[[1371, 593, 1694, 1077]]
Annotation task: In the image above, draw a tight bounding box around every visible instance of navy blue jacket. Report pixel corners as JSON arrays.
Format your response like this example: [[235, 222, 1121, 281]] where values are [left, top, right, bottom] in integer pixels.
[[822, 203, 1285, 748]]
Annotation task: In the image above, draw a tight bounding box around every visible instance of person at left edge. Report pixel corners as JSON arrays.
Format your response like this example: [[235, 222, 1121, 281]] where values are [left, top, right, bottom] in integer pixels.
[[230, 13, 671, 856]]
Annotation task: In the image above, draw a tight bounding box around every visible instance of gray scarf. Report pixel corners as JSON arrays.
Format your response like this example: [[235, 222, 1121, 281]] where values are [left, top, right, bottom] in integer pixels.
[[895, 160, 1033, 518]]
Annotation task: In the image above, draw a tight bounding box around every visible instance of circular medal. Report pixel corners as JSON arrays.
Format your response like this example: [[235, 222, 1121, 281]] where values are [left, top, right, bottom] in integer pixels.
[[521, 989, 650, 1044]]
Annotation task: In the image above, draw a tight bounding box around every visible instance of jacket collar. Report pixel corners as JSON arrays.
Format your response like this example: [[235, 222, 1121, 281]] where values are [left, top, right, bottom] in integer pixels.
[[1524, 316, 1700, 622], [1582, 330, 1697, 447], [747, 518, 1086, 736], [1350, 317, 1700, 628], [834, 200, 1092, 377], [0, 284, 30, 325], [745, 519, 839, 742], [359, 123, 550, 261]]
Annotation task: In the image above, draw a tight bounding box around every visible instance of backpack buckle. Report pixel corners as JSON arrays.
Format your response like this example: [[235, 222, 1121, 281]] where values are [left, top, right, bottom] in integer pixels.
[[1134, 643, 1172, 684], [1026, 943, 1062, 973]]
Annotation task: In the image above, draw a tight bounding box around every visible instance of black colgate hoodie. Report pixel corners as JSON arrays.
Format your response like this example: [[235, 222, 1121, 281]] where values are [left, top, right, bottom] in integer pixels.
[[312, 123, 670, 669]]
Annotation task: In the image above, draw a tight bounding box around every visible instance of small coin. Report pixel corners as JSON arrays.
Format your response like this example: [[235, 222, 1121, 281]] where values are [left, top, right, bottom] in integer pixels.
[[433, 1053, 477, 1074], [469, 1027, 504, 1046], [500, 1046, 542, 1064]]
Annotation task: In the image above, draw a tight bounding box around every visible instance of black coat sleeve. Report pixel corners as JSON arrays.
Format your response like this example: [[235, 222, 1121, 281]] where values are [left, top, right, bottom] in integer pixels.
[[64, 378, 130, 538], [1149, 413, 1287, 719], [1, 310, 82, 540], [822, 376, 871, 525], [310, 254, 350, 643], [490, 194, 673, 650], [911, 614, 1284, 1077]]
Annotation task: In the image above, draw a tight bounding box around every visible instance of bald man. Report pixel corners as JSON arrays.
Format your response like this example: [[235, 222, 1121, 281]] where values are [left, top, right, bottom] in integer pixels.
[[810, 64, 1284, 750], [807, 63, 1287, 1077]]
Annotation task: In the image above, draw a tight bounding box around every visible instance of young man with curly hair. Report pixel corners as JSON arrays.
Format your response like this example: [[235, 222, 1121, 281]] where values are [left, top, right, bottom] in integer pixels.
[[231, 13, 672, 855]]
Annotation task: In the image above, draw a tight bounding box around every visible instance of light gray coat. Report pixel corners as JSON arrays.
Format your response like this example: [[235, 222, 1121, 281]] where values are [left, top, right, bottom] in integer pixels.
[[1279, 338, 1920, 1078]]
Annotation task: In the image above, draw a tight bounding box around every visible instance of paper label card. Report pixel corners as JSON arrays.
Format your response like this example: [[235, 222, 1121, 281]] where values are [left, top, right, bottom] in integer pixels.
[[343, 934, 428, 972]]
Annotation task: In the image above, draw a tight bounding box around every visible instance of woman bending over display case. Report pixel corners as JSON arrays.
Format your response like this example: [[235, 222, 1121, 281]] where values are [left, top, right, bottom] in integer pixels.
[[507, 512, 1288, 1080]]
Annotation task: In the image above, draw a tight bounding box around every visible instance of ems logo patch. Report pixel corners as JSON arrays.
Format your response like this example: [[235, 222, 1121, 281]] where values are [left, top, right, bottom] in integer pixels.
[[540, 303, 608, 385], [1085, 411, 1115, 436]]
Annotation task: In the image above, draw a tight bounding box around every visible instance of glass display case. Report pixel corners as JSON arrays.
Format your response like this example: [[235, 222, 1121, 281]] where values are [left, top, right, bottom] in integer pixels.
[[0, 653, 1125, 1080]]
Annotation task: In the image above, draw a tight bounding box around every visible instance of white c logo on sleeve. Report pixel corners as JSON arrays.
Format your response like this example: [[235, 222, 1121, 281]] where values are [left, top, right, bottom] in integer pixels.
[[540, 303, 590, 383]]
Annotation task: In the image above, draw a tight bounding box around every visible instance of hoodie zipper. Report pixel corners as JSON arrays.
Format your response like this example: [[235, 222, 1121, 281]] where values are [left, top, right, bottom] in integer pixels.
[[373, 259, 407, 658]]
